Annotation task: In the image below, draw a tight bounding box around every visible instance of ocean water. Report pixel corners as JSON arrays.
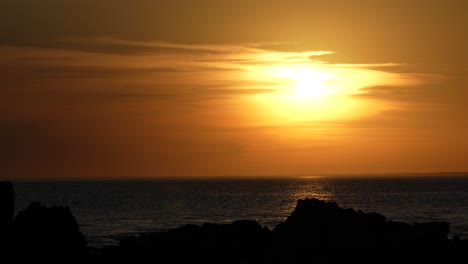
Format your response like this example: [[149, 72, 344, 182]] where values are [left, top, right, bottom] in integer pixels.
[[12, 176, 468, 247]]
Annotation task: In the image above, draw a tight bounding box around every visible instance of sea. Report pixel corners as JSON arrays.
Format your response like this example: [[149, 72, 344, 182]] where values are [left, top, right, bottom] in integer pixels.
[[12, 175, 468, 247]]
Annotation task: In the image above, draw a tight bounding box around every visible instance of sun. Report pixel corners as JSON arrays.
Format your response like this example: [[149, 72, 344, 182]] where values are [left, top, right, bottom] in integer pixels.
[[279, 68, 332, 99], [271, 67, 336, 102], [246, 65, 380, 124], [234, 49, 425, 135]]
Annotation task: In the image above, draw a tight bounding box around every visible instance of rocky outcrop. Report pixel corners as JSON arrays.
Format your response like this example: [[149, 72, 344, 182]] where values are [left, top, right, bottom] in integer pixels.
[[107, 220, 272, 262], [273, 198, 450, 248], [9, 202, 88, 258], [0, 181, 88, 259], [0, 181, 15, 248], [100, 198, 466, 263], [0, 181, 14, 229]]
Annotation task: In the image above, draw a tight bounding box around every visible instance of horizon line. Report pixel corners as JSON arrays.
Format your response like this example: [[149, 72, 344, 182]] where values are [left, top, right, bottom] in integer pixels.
[[4, 172, 468, 182]]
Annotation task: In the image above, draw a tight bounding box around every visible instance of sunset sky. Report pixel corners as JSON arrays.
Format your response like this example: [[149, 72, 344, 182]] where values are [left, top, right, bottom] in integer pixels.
[[1, 0, 467, 179]]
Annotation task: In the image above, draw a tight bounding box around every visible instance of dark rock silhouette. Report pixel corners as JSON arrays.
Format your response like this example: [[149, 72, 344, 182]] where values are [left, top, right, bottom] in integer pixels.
[[0, 181, 88, 259], [9, 202, 88, 258], [274, 198, 450, 249], [0, 181, 15, 249], [105, 220, 272, 263], [0, 181, 14, 228], [99, 198, 467, 263]]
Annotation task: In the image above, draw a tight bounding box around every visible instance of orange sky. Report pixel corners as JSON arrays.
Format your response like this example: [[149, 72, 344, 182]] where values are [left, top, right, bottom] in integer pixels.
[[1, 0, 467, 179]]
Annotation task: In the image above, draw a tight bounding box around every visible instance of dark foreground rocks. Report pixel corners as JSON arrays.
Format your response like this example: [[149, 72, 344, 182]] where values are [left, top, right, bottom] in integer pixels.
[[1, 180, 467, 262], [274, 198, 451, 248], [100, 198, 467, 263], [0, 181, 88, 259], [0, 181, 14, 229]]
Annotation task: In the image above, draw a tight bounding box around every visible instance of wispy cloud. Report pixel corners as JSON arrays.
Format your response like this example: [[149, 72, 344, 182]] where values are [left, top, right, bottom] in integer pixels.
[[1, 38, 429, 92], [0, 39, 336, 102], [1, 38, 441, 110]]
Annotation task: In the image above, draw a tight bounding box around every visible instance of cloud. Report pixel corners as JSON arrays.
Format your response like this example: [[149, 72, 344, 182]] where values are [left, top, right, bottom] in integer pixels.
[[1, 38, 444, 113], [352, 72, 451, 103], [53, 38, 335, 57], [0, 39, 336, 103], [353, 85, 418, 101], [3, 38, 334, 67]]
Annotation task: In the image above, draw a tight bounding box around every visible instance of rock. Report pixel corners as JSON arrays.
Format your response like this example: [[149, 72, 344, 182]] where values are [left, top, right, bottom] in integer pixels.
[[98, 197, 468, 262], [0, 181, 15, 248], [113, 220, 270, 262], [272, 198, 454, 251], [10, 201, 88, 258], [273, 198, 387, 248], [0, 181, 14, 228]]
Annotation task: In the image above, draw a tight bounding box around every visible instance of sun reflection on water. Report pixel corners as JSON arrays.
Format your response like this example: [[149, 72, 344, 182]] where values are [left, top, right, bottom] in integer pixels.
[[286, 178, 336, 211]]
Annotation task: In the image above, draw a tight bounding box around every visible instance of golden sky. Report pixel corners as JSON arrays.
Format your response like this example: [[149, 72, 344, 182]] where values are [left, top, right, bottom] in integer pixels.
[[1, 0, 467, 179]]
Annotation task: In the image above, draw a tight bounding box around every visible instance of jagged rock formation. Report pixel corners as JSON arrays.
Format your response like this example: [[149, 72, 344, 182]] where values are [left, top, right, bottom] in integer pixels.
[[103, 220, 272, 262], [0, 181, 15, 249], [274, 198, 450, 248], [100, 198, 466, 263], [0, 181, 14, 229], [10, 202, 88, 257], [0, 181, 88, 259]]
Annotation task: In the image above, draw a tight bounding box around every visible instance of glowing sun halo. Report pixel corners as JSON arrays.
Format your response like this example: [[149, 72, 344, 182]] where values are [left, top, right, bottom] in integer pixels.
[[247, 63, 418, 126], [278, 68, 333, 99]]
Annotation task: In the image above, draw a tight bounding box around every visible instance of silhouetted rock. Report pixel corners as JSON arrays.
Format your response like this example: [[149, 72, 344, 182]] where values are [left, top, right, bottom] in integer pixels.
[[273, 198, 453, 251], [0, 181, 14, 248], [9, 202, 88, 259], [0, 181, 14, 228], [112, 219, 271, 263], [99, 198, 467, 263]]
